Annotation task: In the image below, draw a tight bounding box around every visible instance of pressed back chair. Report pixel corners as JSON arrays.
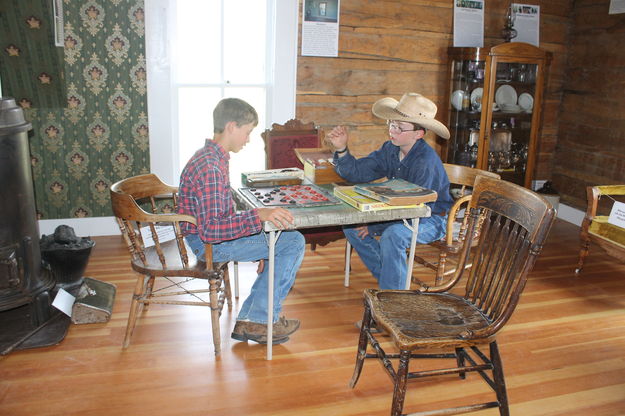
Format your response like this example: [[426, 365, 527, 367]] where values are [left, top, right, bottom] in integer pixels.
[[110, 173, 232, 354], [413, 163, 500, 288], [349, 176, 555, 416], [262, 118, 344, 251]]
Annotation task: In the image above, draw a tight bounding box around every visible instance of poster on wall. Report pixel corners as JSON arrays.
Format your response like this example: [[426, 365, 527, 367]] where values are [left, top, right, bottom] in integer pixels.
[[301, 0, 340, 57], [511, 4, 540, 46], [453, 0, 485, 47]]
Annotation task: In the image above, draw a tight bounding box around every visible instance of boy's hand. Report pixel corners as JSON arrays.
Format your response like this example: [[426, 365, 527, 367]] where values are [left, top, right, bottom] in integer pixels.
[[355, 225, 370, 239], [257, 207, 295, 229], [326, 125, 349, 151], [256, 259, 265, 274]]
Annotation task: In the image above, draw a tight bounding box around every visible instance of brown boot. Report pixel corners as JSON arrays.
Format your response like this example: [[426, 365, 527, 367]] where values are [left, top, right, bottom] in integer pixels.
[[231, 316, 300, 344]]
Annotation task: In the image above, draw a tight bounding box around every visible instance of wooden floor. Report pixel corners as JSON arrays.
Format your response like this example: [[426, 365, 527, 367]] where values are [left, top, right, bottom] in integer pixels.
[[1, 219, 625, 415]]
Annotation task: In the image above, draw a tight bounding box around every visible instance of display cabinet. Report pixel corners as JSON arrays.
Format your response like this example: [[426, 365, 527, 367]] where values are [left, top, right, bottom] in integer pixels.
[[442, 43, 551, 188]]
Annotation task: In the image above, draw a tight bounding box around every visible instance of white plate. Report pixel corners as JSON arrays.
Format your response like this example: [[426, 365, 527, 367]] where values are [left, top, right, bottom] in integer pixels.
[[451, 90, 464, 111], [518, 92, 534, 112], [470, 87, 483, 111], [495, 85, 518, 107]]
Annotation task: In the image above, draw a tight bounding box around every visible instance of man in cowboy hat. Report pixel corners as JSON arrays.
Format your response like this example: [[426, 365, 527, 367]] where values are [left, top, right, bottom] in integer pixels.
[[326, 92, 453, 290]]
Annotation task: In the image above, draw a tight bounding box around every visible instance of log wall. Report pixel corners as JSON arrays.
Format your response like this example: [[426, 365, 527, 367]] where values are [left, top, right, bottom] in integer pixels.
[[552, 0, 625, 210], [295, 0, 574, 183]]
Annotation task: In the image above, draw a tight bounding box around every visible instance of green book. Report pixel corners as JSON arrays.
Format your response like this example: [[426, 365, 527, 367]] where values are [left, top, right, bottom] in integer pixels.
[[334, 186, 422, 212], [352, 179, 438, 206]]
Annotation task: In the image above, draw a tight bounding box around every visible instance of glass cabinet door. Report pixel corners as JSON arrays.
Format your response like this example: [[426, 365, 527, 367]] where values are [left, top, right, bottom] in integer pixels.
[[481, 60, 538, 186], [446, 50, 487, 169], [445, 43, 550, 189]]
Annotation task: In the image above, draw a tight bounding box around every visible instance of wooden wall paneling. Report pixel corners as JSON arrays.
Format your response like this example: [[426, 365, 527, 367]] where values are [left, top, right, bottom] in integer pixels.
[[553, 0, 625, 209], [296, 0, 575, 187]]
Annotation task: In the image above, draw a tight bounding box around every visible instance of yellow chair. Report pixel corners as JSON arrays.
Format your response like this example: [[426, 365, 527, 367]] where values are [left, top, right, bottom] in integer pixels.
[[575, 185, 625, 274]]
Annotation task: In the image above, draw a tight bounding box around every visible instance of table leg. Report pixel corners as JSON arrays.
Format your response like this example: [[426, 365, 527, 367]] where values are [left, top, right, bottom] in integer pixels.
[[267, 230, 276, 360], [404, 218, 420, 290], [344, 240, 351, 287]]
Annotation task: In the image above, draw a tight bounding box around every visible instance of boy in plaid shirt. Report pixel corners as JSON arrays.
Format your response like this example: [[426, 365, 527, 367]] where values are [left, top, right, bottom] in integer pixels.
[[179, 98, 304, 344]]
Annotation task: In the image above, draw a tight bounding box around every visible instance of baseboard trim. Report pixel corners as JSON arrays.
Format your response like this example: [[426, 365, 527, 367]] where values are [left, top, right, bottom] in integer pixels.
[[39, 217, 120, 237], [555, 203, 584, 227]]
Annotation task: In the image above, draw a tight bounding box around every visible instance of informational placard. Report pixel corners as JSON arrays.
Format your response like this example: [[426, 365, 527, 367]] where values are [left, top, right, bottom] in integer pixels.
[[301, 0, 340, 57], [608, 201, 625, 229], [453, 0, 484, 48], [140, 225, 176, 247], [52, 288, 76, 317], [511, 4, 540, 46], [609, 0, 625, 14]]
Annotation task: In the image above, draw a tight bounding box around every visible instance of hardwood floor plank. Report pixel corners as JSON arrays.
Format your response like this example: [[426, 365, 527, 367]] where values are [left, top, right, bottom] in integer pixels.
[[1, 219, 624, 415]]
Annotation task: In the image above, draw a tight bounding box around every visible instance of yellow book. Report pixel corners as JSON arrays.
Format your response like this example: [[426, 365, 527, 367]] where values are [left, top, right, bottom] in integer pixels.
[[333, 186, 422, 212]]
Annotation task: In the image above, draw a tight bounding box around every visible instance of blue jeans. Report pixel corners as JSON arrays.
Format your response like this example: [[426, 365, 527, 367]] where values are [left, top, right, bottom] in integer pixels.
[[185, 231, 305, 324], [344, 215, 447, 290]]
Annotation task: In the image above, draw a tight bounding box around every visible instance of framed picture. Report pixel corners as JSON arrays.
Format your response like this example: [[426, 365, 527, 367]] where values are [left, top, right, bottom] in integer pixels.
[[53, 0, 64, 47]]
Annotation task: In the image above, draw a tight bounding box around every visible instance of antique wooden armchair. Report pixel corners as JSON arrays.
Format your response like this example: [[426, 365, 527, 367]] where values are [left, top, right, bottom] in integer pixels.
[[413, 164, 500, 288], [262, 118, 344, 250], [110, 173, 232, 354], [575, 185, 625, 274], [349, 176, 555, 416]]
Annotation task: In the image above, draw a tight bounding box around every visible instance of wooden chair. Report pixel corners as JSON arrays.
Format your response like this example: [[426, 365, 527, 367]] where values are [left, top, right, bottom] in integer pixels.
[[349, 176, 556, 416], [261, 118, 322, 169], [110, 173, 232, 354], [262, 118, 344, 250], [575, 185, 625, 274], [413, 164, 500, 288]]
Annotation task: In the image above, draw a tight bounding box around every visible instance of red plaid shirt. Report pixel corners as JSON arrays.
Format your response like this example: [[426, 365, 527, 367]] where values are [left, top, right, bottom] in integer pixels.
[[177, 140, 261, 243]]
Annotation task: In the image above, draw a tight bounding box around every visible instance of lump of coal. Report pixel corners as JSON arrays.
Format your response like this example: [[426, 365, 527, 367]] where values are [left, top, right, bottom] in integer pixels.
[[40, 225, 94, 250]]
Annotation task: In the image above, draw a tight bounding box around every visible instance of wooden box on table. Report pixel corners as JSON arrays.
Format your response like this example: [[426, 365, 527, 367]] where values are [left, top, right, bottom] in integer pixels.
[[294, 148, 343, 185]]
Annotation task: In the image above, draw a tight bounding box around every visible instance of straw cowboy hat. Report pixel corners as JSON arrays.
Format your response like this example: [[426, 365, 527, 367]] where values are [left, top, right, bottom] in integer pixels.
[[372, 92, 450, 140]]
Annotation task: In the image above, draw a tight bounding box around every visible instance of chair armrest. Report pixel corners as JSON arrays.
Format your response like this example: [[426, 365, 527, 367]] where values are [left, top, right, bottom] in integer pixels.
[[444, 194, 472, 245]]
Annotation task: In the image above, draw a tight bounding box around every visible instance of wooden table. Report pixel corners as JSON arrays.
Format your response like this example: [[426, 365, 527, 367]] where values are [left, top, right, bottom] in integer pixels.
[[233, 185, 430, 359]]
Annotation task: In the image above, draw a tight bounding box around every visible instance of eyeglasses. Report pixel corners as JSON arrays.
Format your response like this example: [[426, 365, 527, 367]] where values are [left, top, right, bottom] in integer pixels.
[[387, 121, 420, 133]]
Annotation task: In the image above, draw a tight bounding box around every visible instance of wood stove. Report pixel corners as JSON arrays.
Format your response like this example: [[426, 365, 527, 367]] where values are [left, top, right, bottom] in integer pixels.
[[0, 97, 70, 354]]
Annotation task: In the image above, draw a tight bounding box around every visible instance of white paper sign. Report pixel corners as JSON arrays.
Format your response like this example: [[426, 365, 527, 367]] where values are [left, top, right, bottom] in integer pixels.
[[609, 0, 625, 14], [511, 4, 540, 47], [608, 201, 625, 229], [140, 225, 176, 247], [301, 0, 340, 57], [52, 288, 76, 317], [453, 0, 484, 47]]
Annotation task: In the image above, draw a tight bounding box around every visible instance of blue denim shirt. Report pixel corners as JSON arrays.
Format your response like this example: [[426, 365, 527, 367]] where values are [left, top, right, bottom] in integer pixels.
[[334, 139, 453, 215]]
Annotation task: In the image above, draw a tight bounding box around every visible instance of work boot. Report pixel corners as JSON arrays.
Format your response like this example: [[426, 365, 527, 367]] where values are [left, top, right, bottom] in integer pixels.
[[231, 316, 300, 344]]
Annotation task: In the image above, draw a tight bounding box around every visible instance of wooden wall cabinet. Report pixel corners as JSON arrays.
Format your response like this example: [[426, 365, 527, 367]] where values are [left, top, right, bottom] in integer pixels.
[[442, 43, 551, 188]]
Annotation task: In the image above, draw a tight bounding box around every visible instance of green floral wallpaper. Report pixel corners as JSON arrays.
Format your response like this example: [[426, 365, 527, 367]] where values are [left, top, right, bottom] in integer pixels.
[[0, 0, 149, 219]]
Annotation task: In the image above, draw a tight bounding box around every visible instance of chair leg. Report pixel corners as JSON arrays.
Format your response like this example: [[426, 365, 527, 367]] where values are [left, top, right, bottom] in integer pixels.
[[391, 349, 411, 416], [222, 267, 233, 310], [490, 341, 510, 416], [456, 347, 466, 379], [143, 275, 155, 311], [435, 252, 448, 286], [123, 274, 146, 348], [349, 304, 371, 389], [209, 277, 222, 355], [575, 238, 591, 275]]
